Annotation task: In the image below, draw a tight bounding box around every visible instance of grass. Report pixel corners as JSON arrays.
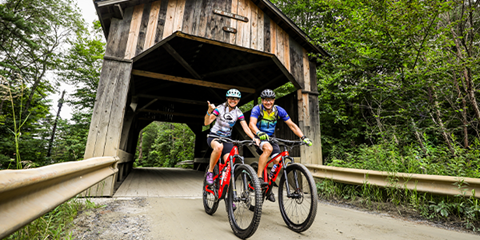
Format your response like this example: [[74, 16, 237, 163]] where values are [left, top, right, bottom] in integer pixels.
[[6, 197, 104, 240], [317, 179, 480, 232]]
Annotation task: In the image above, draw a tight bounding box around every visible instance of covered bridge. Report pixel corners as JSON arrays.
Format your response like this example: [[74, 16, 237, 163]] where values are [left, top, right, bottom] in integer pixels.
[[87, 0, 329, 196]]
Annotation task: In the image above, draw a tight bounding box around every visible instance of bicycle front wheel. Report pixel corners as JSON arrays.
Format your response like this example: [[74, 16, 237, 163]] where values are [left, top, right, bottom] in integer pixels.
[[278, 163, 318, 232], [226, 164, 263, 239], [203, 166, 219, 215]]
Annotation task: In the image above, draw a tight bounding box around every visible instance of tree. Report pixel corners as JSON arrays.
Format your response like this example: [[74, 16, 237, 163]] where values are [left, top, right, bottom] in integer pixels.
[[52, 21, 105, 162]]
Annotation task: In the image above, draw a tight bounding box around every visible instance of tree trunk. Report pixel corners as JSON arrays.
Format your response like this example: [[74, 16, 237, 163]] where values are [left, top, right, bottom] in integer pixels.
[[47, 90, 65, 157], [431, 86, 455, 155], [448, 13, 480, 122], [453, 72, 469, 148], [411, 118, 427, 155]]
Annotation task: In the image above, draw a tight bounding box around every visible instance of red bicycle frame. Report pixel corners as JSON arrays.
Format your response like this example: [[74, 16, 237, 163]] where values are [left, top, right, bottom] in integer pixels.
[[204, 144, 240, 199], [260, 150, 290, 193]]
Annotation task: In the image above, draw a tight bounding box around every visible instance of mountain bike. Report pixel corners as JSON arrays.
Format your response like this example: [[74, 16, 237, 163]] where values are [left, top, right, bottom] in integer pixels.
[[202, 136, 263, 239], [250, 137, 318, 233]]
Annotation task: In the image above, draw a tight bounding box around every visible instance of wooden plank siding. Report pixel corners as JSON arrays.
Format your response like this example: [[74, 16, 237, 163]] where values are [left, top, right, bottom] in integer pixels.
[[125, 4, 145, 59], [106, 0, 312, 80]]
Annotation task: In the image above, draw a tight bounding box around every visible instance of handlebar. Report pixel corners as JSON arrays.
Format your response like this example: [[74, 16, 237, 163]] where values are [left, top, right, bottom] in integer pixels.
[[208, 135, 256, 146], [269, 137, 306, 146]]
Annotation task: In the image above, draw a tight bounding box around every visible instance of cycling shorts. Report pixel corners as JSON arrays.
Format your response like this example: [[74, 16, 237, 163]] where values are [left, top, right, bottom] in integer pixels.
[[207, 136, 234, 158]]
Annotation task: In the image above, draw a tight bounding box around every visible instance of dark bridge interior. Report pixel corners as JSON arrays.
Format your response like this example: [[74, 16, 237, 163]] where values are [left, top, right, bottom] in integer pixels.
[[122, 32, 301, 164]]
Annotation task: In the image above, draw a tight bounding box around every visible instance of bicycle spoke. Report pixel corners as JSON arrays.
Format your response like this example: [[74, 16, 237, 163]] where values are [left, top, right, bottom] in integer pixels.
[[278, 163, 317, 232], [227, 164, 262, 239]]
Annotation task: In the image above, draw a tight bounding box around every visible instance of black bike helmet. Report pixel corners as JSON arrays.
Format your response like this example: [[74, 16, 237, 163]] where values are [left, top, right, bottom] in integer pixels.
[[260, 89, 275, 99]]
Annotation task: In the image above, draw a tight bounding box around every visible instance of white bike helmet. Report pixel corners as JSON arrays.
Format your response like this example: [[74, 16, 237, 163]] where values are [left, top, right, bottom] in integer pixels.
[[226, 89, 241, 98]]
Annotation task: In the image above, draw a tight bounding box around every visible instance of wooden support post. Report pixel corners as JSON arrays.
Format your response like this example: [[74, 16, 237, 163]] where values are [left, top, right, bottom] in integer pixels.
[[296, 58, 322, 165], [83, 58, 133, 196]]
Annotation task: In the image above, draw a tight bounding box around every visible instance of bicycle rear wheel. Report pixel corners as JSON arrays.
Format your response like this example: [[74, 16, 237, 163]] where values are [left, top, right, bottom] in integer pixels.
[[226, 164, 263, 239], [278, 163, 318, 232], [203, 166, 219, 215]]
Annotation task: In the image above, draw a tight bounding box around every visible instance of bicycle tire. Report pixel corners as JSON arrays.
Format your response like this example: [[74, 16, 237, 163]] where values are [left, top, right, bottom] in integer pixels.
[[203, 165, 219, 215], [226, 164, 263, 239], [278, 163, 318, 232]]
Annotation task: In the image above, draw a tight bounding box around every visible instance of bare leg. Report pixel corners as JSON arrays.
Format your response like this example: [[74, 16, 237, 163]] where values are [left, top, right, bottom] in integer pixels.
[[208, 140, 223, 172], [257, 142, 273, 178]]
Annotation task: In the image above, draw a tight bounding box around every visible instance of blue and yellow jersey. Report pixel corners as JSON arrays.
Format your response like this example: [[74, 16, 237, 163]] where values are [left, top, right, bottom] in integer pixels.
[[250, 105, 290, 136]]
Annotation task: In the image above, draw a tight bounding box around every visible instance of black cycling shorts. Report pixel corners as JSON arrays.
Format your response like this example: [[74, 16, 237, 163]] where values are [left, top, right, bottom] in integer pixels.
[[255, 139, 281, 157], [207, 137, 234, 158]]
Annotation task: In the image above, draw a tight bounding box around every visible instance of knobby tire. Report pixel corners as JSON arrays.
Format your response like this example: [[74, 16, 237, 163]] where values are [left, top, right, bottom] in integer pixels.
[[278, 163, 318, 232], [226, 164, 263, 239]]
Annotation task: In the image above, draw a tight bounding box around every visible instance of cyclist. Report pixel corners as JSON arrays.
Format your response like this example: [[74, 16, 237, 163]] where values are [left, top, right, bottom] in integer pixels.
[[204, 89, 260, 185], [249, 89, 312, 202]]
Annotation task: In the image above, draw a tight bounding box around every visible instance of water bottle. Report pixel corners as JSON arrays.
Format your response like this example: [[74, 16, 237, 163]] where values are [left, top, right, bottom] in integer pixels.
[[269, 164, 278, 179]]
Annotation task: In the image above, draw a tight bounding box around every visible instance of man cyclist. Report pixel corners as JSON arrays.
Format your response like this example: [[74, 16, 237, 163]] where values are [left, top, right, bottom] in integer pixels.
[[249, 89, 312, 202], [204, 89, 259, 185]]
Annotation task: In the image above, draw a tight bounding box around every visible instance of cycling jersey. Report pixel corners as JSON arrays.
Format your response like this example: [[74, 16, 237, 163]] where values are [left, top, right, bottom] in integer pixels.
[[250, 104, 290, 136], [209, 102, 245, 137]]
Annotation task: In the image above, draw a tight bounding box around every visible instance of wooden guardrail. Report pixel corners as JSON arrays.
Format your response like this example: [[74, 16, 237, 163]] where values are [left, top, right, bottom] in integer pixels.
[[0, 156, 118, 239], [305, 164, 480, 198]]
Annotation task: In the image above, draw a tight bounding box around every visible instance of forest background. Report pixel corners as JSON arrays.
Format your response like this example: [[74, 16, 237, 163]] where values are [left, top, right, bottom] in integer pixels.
[[0, 0, 479, 179]]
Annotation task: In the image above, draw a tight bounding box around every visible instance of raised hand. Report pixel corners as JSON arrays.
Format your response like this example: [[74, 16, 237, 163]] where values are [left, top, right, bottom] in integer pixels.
[[207, 101, 216, 113]]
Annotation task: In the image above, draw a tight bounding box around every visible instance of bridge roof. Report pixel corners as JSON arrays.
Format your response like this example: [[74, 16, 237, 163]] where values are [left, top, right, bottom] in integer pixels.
[[130, 31, 298, 123], [93, 0, 329, 57]]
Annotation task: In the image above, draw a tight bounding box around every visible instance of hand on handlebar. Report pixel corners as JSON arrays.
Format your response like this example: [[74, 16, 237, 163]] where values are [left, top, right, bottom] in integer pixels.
[[253, 138, 260, 146], [301, 136, 313, 147], [257, 131, 269, 141]]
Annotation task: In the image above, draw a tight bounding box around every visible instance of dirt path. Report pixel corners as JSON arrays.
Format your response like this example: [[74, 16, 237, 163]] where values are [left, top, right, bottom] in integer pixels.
[[71, 168, 479, 239], [72, 196, 479, 240]]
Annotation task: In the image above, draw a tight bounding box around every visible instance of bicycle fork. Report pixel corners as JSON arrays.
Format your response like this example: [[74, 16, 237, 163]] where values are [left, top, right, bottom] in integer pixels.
[[230, 154, 250, 203], [280, 156, 302, 199]]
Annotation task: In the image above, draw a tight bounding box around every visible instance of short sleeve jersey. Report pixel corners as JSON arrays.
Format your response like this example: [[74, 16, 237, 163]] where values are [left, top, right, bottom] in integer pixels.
[[250, 105, 290, 136], [209, 102, 245, 137]]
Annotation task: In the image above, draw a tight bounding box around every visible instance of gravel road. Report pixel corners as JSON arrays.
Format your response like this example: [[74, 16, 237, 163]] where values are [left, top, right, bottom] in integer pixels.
[[72, 195, 479, 240]]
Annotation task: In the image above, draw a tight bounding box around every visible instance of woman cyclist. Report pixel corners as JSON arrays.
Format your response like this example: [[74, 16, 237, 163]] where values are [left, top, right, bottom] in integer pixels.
[[204, 89, 260, 185]]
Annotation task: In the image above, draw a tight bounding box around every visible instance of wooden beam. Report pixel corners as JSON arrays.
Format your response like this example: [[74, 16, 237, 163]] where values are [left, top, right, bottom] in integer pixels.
[[202, 60, 272, 78], [96, 0, 130, 8], [176, 32, 273, 57], [162, 43, 224, 101], [136, 99, 157, 112], [258, 73, 285, 91], [113, 4, 124, 19], [131, 69, 256, 93], [137, 94, 206, 106], [163, 43, 202, 79], [139, 109, 204, 118]]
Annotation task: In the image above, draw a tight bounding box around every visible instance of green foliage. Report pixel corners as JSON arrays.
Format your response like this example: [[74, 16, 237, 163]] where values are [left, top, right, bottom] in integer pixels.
[[0, 0, 84, 167], [6, 197, 102, 239], [273, 0, 480, 171], [51, 21, 105, 162], [317, 179, 480, 231], [326, 136, 480, 178], [136, 122, 196, 168]]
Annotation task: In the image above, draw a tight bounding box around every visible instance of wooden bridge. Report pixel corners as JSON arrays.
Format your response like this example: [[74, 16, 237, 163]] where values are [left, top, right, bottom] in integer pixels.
[[86, 0, 328, 196]]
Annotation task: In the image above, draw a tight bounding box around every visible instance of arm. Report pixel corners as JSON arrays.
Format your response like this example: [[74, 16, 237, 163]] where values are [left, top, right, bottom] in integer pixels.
[[240, 120, 256, 140], [204, 101, 217, 126], [249, 117, 260, 135], [284, 119, 305, 138]]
